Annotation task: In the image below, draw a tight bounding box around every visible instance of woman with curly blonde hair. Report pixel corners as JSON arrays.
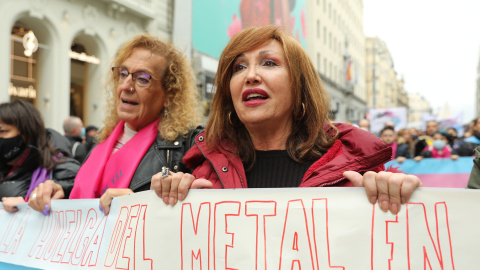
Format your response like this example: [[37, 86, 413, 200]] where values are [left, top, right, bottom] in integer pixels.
[[29, 33, 203, 215]]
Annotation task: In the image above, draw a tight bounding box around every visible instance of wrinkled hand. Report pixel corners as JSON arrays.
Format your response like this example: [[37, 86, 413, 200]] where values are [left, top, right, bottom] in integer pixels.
[[151, 171, 212, 206], [28, 180, 64, 215], [2, 196, 25, 212], [99, 188, 133, 215], [343, 171, 422, 215]]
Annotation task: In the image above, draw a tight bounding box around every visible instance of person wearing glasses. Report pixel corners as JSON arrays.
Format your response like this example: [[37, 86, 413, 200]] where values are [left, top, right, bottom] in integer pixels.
[[28, 33, 203, 215]]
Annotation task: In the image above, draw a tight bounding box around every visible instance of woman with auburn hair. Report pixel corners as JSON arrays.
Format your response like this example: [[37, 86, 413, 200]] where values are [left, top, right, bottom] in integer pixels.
[[29, 33, 202, 215], [152, 25, 422, 215]]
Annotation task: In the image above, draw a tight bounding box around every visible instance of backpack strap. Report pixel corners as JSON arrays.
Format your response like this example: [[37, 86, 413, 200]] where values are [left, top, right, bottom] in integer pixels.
[[72, 142, 81, 156]]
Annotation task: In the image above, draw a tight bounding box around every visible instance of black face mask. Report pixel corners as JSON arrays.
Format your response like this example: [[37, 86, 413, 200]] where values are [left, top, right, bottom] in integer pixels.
[[0, 134, 26, 164]]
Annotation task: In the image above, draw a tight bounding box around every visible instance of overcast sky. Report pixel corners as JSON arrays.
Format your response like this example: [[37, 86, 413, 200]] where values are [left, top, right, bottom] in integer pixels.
[[363, 0, 479, 124]]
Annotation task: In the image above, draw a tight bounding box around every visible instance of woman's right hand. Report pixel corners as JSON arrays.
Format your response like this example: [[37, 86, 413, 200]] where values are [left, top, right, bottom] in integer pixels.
[[150, 171, 212, 206], [28, 180, 65, 215]]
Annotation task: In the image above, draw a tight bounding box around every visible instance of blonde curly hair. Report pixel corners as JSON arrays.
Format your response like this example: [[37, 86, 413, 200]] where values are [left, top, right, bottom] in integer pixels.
[[99, 33, 201, 142]]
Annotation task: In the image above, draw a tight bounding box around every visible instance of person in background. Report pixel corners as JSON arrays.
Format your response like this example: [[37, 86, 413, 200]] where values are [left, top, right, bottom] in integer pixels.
[[151, 26, 422, 215], [413, 120, 438, 157], [446, 126, 463, 152], [453, 117, 480, 157], [358, 119, 370, 132], [414, 130, 452, 161], [84, 125, 99, 153], [28, 33, 203, 215], [0, 100, 80, 213], [63, 116, 88, 163], [380, 126, 411, 163], [397, 128, 415, 159], [463, 119, 476, 138], [466, 146, 480, 189]]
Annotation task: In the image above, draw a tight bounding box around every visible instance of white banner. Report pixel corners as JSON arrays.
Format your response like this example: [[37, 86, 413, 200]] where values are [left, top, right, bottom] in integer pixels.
[[369, 107, 407, 133], [0, 188, 479, 269]]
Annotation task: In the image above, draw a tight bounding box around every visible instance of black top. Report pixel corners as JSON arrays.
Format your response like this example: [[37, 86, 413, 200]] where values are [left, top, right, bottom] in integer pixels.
[[246, 150, 314, 188]]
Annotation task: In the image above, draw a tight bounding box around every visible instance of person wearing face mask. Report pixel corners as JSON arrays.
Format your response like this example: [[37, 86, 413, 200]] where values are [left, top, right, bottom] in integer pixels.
[[63, 116, 88, 164], [414, 131, 452, 161], [0, 100, 80, 212]]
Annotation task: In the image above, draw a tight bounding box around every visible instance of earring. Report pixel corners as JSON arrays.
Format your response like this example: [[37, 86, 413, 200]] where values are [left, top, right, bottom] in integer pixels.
[[296, 103, 306, 120], [228, 111, 239, 127]]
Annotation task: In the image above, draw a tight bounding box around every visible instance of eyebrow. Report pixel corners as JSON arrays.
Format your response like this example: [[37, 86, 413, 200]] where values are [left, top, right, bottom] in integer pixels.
[[119, 65, 154, 76], [234, 49, 278, 61]]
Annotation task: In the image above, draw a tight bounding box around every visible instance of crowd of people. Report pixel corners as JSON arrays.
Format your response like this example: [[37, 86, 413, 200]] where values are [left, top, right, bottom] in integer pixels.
[[0, 25, 476, 219], [356, 118, 480, 163]]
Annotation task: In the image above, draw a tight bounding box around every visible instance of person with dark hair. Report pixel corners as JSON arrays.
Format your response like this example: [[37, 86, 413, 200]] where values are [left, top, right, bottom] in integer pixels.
[[452, 117, 480, 157], [413, 120, 438, 157], [0, 100, 80, 212], [151, 25, 422, 215], [84, 125, 99, 153], [28, 33, 203, 215], [380, 126, 411, 163]]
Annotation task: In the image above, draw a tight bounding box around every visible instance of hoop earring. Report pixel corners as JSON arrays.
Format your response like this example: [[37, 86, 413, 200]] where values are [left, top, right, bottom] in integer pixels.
[[296, 103, 306, 120], [228, 111, 239, 127]]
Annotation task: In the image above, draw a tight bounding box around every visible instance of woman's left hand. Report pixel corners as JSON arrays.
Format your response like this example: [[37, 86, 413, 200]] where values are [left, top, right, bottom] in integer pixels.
[[343, 171, 422, 215], [99, 188, 133, 215], [1, 196, 25, 212]]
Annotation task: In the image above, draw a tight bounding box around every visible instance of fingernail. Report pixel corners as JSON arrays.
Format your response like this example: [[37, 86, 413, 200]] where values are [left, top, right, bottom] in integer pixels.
[[401, 197, 406, 204], [103, 209, 107, 215], [169, 197, 175, 206], [41, 205, 50, 216], [391, 203, 398, 214], [163, 197, 169, 205], [178, 193, 184, 201], [370, 196, 377, 204], [99, 204, 103, 212], [380, 201, 389, 212]]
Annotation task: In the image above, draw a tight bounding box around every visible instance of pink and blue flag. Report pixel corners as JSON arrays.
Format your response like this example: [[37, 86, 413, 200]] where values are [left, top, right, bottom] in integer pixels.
[[386, 157, 473, 188]]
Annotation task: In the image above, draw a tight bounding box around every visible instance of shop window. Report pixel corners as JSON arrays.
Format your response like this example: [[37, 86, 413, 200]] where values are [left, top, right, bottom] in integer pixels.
[[10, 25, 38, 103], [70, 42, 86, 118]]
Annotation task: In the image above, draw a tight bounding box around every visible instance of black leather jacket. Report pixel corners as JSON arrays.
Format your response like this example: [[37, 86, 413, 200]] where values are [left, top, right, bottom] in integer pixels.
[[0, 147, 80, 200], [123, 127, 204, 192]]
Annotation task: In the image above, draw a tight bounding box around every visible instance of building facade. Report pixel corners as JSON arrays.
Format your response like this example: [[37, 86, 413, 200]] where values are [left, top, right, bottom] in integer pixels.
[[407, 92, 432, 129], [365, 37, 409, 110], [0, 0, 172, 132], [306, 0, 367, 122]]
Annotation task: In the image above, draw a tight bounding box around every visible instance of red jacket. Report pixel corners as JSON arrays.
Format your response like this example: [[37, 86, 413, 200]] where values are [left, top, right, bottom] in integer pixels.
[[183, 123, 392, 189]]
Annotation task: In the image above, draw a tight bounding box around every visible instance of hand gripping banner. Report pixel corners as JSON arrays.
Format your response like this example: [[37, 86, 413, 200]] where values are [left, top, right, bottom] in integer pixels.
[[0, 187, 479, 269]]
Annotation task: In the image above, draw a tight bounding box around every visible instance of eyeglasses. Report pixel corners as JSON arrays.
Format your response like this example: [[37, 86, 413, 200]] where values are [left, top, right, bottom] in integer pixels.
[[111, 67, 155, 88]]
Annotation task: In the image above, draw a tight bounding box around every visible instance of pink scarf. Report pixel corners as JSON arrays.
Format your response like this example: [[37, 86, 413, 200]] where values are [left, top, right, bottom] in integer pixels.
[[70, 120, 159, 199], [390, 141, 398, 159]]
